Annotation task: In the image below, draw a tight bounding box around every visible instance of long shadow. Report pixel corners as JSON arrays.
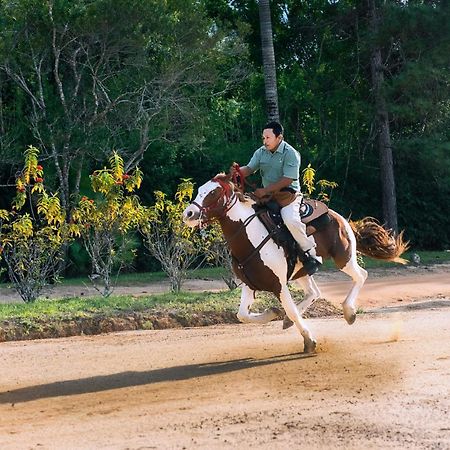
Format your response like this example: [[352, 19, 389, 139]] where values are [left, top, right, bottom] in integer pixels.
[[0, 352, 315, 405]]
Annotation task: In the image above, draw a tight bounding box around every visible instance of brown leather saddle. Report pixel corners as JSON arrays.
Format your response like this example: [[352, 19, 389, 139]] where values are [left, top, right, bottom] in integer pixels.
[[253, 198, 331, 278], [255, 198, 330, 237]]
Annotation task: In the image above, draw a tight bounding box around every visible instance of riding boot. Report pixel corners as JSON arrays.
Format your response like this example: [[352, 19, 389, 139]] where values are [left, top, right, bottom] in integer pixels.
[[300, 246, 322, 276]]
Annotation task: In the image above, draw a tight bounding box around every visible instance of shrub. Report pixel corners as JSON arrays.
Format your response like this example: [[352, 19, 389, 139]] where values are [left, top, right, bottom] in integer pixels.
[[140, 179, 206, 292], [71, 152, 145, 297], [0, 146, 74, 302]]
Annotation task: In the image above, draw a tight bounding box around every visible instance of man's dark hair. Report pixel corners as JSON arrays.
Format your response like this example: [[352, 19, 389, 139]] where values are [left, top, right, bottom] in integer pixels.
[[263, 121, 284, 137]]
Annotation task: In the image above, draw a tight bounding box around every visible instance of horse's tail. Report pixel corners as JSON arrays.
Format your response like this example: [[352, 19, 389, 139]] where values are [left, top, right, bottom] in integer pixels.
[[350, 217, 409, 264]]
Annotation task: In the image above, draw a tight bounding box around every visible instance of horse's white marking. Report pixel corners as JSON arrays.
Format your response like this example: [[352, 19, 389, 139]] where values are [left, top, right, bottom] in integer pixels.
[[183, 180, 218, 227], [227, 200, 289, 284], [279, 284, 315, 345], [338, 213, 368, 324]]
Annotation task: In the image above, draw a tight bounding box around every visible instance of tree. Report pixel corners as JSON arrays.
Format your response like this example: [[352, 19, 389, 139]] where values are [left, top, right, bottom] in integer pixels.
[[258, 0, 280, 121], [0, 0, 234, 214], [368, 0, 398, 233], [218, 0, 449, 248], [202, 223, 238, 290]]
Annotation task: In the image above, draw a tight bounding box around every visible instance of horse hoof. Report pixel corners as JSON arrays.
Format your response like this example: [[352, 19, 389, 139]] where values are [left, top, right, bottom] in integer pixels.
[[270, 307, 284, 319], [344, 311, 356, 325], [303, 339, 317, 354], [282, 317, 294, 329]]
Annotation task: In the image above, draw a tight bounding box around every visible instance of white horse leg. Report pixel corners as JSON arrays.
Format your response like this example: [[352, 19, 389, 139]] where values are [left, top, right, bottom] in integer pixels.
[[279, 285, 316, 353], [293, 275, 321, 314], [237, 285, 280, 324], [340, 258, 368, 325], [283, 275, 321, 329]]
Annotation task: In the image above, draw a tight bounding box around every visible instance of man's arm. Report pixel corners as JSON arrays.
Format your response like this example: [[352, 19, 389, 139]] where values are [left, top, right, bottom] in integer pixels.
[[235, 165, 253, 178], [254, 176, 293, 198], [230, 164, 253, 178]]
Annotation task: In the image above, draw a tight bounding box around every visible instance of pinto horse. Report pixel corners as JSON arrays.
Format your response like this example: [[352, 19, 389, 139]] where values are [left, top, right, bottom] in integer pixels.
[[182, 174, 408, 353]]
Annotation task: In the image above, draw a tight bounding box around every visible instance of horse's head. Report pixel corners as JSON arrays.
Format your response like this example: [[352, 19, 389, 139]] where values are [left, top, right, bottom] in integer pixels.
[[183, 174, 236, 227]]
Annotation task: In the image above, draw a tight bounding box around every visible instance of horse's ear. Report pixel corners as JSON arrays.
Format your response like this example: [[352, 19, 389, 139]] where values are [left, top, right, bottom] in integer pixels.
[[213, 172, 228, 180], [215, 172, 232, 182]]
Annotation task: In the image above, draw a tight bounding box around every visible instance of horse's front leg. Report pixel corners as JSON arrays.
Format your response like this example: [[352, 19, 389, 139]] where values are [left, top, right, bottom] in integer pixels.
[[279, 285, 317, 353], [237, 285, 280, 324]]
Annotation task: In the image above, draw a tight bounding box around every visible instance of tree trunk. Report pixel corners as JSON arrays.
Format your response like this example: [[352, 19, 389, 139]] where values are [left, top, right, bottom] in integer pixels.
[[258, 0, 279, 122], [368, 0, 398, 234]]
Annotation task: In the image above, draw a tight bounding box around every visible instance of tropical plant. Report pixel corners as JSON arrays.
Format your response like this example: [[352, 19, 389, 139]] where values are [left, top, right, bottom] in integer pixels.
[[302, 164, 338, 203], [0, 0, 247, 216], [140, 179, 206, 292], [0, 146, 74, 302], [71, 152, 145, 297]]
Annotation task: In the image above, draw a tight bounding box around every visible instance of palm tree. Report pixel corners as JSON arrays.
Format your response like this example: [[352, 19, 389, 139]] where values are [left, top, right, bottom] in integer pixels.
[[258, 0, 279, 121]]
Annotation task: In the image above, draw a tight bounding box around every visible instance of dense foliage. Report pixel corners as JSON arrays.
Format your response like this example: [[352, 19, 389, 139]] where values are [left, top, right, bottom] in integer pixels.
[[1, 0, 448, 282]]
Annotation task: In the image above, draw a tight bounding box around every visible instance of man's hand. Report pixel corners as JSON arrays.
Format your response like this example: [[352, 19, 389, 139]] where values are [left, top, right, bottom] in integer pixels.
[[229, 162, 239, 176], [254, 187, 269, 198], [230, 164, 252, 178]]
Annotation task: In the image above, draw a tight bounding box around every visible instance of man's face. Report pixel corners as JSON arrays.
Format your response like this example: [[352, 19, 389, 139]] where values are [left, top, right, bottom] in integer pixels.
[[262, 128, 282, 152]]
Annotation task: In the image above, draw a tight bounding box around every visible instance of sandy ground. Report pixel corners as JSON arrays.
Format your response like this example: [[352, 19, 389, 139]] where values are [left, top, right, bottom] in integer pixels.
[[1, 264, 450, 449]]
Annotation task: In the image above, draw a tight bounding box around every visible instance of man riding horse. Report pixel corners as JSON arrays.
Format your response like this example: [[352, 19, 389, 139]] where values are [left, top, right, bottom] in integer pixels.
[[231, 121, 322, 276]]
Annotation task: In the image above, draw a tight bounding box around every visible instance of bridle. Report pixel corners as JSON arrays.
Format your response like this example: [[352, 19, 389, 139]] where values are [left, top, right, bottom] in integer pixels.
[[190, 177, 238, 225]]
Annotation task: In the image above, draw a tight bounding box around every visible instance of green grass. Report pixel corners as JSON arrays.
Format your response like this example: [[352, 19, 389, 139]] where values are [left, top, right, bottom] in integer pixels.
[[0, 288, 286, 322], [53, 266, 229, 287]]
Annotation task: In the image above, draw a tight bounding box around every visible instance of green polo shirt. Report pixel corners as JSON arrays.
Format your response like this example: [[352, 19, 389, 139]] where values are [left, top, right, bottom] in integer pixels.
[[246, 141, 300, 191]]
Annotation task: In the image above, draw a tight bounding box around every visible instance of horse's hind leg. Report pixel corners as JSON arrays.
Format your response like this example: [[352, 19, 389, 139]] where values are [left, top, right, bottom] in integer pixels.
[[279, 285, 316, 353], [283, 275, 321, 329], [340, 258, 368, 325], [237, 285, 280, 324]]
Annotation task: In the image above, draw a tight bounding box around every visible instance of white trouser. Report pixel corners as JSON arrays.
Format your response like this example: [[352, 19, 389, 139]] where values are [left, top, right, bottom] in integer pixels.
[[280, 194, 317, 254]]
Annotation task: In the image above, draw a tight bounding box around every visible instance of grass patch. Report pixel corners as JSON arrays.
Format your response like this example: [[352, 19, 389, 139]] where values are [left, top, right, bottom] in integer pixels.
[[0, 288, 294, 341], [0, 289, 286, 322], [46, 266, 229, 287], [319, 250, 450, 271]]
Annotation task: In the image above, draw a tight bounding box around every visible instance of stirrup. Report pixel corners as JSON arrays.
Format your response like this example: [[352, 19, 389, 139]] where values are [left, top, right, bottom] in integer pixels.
[[302, 254, 322, 276]]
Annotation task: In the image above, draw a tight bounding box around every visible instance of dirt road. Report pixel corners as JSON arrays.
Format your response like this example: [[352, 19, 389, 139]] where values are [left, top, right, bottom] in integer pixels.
[[1, 266, 450, 449]]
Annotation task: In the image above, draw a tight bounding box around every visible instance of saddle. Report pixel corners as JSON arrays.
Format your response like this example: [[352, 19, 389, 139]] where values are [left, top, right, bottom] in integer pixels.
[[253, 198, 331, 278]]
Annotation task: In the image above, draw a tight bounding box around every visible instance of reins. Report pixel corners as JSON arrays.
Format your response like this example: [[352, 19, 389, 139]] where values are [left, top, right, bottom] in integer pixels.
[[231, 162, 257, 193]]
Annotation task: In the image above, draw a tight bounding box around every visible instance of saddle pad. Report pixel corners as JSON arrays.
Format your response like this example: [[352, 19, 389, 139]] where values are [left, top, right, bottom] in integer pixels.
[[300, 199, 329, 225]]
